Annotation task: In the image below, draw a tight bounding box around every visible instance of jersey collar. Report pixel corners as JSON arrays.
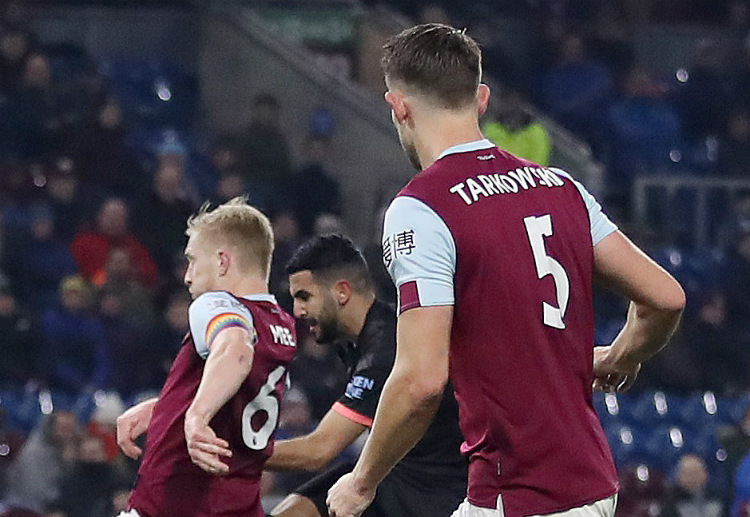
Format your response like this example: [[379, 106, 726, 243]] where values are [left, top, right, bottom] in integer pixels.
[[241, 294, 278, 304], [437, 139, 494, 160]]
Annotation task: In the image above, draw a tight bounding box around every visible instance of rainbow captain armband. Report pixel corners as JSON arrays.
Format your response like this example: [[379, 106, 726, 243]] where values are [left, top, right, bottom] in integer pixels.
[[205, 312, 253, 349]]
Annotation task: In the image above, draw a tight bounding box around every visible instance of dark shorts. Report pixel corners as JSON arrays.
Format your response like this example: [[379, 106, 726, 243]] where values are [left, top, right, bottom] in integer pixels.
[[295, 462, 466, 517]]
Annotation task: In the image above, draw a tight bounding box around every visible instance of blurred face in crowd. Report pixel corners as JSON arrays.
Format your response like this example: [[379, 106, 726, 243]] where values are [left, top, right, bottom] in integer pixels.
[[0, 31, 29, 62], [97, 199, 129, 237], [289, 270, 343, 344], [22, 53, 51, 89], [61, 286, 87, 313], [183, 232, 220, 299], [99, 99, 123, 129], [677, 455, 708, 494]]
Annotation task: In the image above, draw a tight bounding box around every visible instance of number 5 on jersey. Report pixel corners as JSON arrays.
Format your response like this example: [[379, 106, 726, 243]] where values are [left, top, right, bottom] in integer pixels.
[[523, 214, 570, 330]]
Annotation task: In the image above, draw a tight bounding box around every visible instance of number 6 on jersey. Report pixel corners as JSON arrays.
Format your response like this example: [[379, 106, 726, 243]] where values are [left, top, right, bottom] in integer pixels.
[[523, 214, 570, 329]]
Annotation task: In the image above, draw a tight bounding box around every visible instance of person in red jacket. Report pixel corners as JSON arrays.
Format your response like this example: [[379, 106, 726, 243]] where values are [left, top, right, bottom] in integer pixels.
[[70, 197, 159, 289]]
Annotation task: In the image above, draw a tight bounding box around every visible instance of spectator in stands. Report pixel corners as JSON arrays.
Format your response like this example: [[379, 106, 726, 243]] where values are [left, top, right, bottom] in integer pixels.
[[70, 96, 145, 200], [0, 407, 26, 498], [212, 171, 247, 205], [268, 209, 301, 312], [682, 289, 747, 393], [41, 275, 109, 394], [660, 453, 724, 517], [538, 33, 613, 140], [313, 213, 347, 237], [86, 392, 125, 464], [238, 92, 292, 201], [94, 247, 156, 331], [719, 405, 750, 501], [482, 89, 552, 165], [0, 25, 33, 94], [3, 411, 81, 515], [53, 433, 120, 517], [605, 68, 681, 202], [43, 161, 94, 241], [3, 52, 64, 158], [0, 285, 38, 388], [733, 452, 750, 517], [718, 111, 750, 177], [70, 197, 159, 290], [135, 158, 193, 276], [288, 136, 342, 237], [149, 289, 191, 379], [4, 205, 77, 307], [97, 252, 162, 397]]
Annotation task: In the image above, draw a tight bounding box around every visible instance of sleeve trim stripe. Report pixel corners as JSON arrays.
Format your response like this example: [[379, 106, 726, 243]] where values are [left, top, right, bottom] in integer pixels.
[[205, 313, 251, 349], [398, 281, 421, 314], [332, 402, 373, 427]]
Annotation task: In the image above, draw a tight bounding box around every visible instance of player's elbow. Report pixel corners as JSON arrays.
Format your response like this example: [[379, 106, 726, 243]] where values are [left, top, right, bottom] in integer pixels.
[[407, 374, 447, 410], [652, 277, 686, 315]]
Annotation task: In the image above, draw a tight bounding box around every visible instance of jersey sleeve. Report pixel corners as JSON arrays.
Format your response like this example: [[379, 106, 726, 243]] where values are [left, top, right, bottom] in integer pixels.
[[188, 291, 256, 360], [382, 196, 456, 314], [332, 351, 393, 427], [548, 168, 618, 245]]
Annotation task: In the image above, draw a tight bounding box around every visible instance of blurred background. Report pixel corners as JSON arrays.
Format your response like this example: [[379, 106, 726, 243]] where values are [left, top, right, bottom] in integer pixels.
[[0, 0, 746, 516]]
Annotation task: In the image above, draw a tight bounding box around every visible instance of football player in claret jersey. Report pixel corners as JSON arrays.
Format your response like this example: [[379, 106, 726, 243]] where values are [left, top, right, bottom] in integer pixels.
[[265, 235, 466, 517], [328, 24, 686, 517], [115, 197, 296, 517]]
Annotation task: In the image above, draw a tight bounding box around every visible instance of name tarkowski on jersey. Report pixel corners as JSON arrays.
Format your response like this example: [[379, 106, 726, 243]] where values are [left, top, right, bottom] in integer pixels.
[[449, 166, 566, 206]]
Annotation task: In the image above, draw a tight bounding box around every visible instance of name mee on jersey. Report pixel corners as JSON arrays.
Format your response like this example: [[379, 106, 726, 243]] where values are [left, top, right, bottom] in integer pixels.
[[448, 164, 566, 206]]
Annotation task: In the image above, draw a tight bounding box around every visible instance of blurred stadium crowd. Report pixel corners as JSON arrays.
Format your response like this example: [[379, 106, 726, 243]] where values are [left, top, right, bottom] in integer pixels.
[[0, 0, 747, 516]]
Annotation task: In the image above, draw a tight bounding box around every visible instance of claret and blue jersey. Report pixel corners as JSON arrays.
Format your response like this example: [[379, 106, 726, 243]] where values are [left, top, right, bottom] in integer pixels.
[[383, 139, 620, 516], [128, 291, 296, 517]]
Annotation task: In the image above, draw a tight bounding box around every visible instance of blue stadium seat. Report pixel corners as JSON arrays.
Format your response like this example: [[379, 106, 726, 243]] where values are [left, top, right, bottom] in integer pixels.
[[605, 423, 652, 468], [622, 391, 679, 428], [643, 425, 688, 470]]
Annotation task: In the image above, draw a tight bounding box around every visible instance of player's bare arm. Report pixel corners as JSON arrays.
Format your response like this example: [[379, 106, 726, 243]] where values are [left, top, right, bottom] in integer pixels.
[[327, 305, 452, 517], [185, 326, 255, 475], [266, 406, 367, 472], [592, 230, 686, 392], [116, 397, 158, 459]]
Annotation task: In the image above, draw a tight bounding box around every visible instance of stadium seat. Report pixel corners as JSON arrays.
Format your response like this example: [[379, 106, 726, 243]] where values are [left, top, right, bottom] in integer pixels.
[[622, 391, 678, 428]]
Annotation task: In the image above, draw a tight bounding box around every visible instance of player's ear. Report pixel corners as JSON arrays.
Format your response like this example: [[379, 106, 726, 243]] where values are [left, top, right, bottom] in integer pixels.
[[332, 279, 353, 306], [477, 83, 491, 117], [217, 249, 230, 276], [385, 91, 409, 124]]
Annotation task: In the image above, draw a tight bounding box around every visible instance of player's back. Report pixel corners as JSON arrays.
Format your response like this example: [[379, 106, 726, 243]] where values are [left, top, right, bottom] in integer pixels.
[[129, 293, 297, 517], [395, 143, 618, 516]]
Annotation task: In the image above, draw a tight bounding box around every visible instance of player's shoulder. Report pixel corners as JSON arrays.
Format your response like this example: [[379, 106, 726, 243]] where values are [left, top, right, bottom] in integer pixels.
[[189, 291, 251, 318]]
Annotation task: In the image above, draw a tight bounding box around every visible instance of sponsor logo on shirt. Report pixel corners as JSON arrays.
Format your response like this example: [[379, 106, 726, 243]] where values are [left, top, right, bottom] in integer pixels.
[[345, 375, 375, 400], [382, 229, 416, 269]]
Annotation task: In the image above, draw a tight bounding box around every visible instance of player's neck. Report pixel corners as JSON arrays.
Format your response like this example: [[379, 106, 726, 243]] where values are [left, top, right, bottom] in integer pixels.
[[415, 113, 484, 170], [216, 273, 269, 299], [340, 292, 376, 341]]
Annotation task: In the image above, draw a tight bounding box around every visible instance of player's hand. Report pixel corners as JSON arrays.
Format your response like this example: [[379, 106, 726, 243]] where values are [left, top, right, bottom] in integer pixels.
[[326, 472, 376, 517], [592, 345, 641, 393], [116, 398, 157, 459], [184, 413, 232, 476]]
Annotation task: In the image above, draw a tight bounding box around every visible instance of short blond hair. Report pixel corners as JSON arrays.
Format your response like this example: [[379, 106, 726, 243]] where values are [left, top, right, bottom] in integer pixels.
[[186, 197, 274, 279]]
